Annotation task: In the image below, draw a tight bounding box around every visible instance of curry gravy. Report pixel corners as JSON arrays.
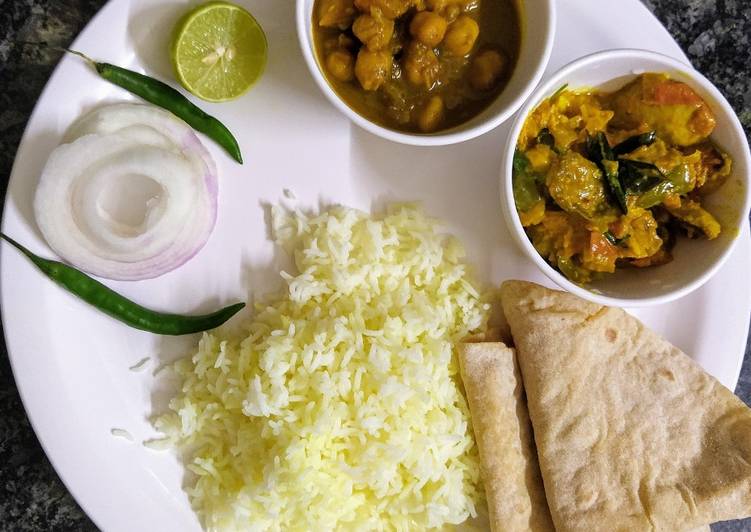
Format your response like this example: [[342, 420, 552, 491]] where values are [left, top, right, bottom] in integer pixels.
[[312, 0, 522, 133]]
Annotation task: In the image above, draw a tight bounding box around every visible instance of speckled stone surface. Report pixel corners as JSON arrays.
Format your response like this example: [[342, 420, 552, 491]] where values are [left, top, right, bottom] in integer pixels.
[[0, 1, 749, 530]]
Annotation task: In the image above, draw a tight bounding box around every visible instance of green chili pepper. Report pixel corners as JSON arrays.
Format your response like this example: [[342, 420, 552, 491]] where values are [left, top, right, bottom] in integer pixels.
[[67, 50, 242, 164], [1, 233, 245, 335], [636, 163, 693, 209], [512, 150, 543, 212], [619, 159, 663, 193], [556, 256, 592, 284]]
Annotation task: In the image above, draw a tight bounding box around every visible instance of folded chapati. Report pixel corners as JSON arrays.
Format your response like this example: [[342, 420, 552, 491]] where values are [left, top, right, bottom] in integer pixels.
[[500, 280, 751, 532], [458, 342, 555, 532]]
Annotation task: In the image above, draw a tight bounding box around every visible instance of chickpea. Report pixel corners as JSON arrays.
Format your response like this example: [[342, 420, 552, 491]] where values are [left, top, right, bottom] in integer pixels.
[[444, 4, 461, 23], [354, 0, 411, 19], [318, 0, 357, 29], [468, 49, 506, 90], [337, 33, 356, 49], [417, 96, 444, 132], [426, 0, 467, 14], [403, 41, 440, 89], [409, 12, 448, 47], [326, 49, 355, 82], [323, 37, 339, 53], [443, 15, 479, 56], [426, 0, 450, 11], [353, 13, 394, 51], [324, 34, 356, 53], [355, 48, 392, 90]]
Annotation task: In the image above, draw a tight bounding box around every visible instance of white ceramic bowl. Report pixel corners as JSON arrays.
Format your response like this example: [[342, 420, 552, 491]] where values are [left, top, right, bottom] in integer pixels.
[[500, 49, 751, 307], [296, 0, 555, 146]]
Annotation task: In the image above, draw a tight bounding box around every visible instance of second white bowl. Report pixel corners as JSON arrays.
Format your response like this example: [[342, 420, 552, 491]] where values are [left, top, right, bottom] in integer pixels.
[[500, 49, 751, 307]]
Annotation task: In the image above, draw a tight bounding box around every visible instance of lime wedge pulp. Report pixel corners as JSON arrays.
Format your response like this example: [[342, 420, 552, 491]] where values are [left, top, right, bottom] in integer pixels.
[[170, 1, 267, 102]]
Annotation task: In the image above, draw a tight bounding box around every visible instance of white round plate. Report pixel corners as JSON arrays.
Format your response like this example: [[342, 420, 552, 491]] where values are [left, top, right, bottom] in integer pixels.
[[2, 1, 749, 530]]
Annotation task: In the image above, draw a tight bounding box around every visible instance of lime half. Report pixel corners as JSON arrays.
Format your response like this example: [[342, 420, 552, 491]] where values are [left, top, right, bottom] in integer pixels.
[[171, 1, 267, 102]]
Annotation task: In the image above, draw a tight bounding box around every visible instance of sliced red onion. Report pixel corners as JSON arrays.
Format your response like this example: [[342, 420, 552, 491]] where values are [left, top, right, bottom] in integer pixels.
[[34, 103, 218, 280]]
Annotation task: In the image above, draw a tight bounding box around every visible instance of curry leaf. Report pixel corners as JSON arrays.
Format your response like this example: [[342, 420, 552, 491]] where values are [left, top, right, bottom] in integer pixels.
[[586, 133, 628, 213], [550, 83, 569, 100], [536, 128, 555, 147], [613, 131, 656, 156], [603, 231, 629, 246], [586, 131, 615, 163]]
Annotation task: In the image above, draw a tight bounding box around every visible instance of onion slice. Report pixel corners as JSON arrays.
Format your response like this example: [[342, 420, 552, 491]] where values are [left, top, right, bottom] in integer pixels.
[[34, 103, 218, 280]]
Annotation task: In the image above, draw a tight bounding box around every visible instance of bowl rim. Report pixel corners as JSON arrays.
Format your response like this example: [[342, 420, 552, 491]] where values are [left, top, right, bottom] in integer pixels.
[[500, 48, 751, 307], [295, 0, 557, 146]]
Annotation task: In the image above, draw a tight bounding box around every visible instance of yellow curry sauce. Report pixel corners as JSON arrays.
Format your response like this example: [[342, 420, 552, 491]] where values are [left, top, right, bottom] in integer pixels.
[[313, 0, 521, 133], [514, 73, 732, 284]]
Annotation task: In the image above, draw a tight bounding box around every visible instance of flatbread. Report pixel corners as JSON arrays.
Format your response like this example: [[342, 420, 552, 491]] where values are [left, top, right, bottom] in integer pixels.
[[458, 342, 555, 532], [486, 290, 512, 345], [500, 280, 751, 531], [464, 291, 511, 345]]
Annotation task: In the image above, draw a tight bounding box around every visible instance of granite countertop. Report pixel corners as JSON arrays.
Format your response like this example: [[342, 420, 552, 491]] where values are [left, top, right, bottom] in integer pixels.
[[0, 1, 749, 530]]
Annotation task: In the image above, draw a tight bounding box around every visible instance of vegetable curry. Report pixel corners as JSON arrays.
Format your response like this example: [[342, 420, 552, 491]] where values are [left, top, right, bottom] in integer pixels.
[[313, 0, 521, 133], [514, 73, 732, 284]]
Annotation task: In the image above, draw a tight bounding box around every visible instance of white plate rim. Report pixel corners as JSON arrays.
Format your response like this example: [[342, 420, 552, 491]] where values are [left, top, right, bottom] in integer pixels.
[[1, 1, 750, 530]]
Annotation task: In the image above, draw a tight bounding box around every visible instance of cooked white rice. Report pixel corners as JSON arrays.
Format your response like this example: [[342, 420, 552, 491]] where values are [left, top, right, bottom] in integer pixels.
[[128, 356, 150, 372], [155, 204, 488, 530], [110, 428, 134, 441]]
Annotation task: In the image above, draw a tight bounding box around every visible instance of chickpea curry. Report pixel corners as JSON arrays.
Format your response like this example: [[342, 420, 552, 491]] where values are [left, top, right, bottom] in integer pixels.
[[514, 73, 732, 284], [313, 0, 521, 133]]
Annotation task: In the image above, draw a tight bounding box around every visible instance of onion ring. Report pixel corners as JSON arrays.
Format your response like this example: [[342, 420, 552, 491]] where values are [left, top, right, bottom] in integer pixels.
[[34, 103, 218, 280]]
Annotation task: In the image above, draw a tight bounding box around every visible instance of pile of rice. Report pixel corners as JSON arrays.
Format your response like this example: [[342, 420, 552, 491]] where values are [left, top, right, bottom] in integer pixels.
[[155, 204, 489, 530]]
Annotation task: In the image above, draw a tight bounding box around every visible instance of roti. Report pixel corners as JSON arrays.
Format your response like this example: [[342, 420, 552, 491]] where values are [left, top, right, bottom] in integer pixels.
[[500, 280, 751, 531], [458, 342, 554, 531]]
